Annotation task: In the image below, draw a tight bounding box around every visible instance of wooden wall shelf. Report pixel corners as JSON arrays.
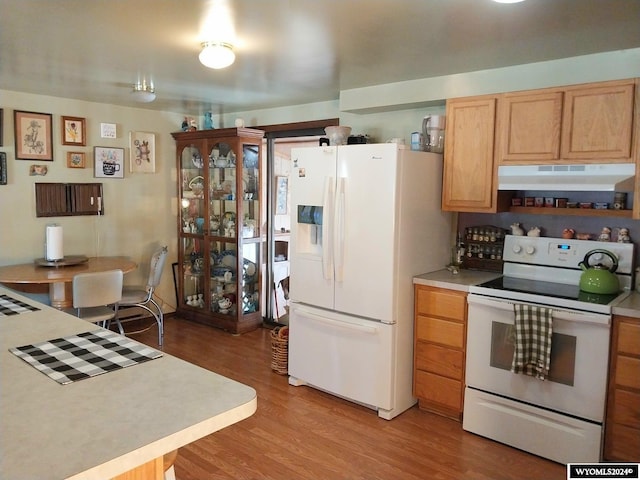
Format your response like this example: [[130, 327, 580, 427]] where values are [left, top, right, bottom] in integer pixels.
[[509, 207, 633, 218]]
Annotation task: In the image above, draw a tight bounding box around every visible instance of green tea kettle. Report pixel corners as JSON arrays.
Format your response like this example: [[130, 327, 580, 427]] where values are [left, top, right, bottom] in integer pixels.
[[578, 249, 620, 294]]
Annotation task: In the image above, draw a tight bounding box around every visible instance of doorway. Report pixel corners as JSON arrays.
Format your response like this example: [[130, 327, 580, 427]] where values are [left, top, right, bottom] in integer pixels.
[[258, 120, 338, 326]]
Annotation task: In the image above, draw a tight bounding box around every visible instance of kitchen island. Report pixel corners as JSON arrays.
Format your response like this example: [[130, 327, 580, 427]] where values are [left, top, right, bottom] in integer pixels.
[[0, 286, 257, 479]]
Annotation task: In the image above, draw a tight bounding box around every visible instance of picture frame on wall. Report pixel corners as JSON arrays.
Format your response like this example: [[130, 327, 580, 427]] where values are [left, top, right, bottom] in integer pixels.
[[67, 151, 86, 168], [94, 146, 124, 178], [276, 176, 288, 214], [61, 116, 86, 146], [0, 152, 7, 185], [129, 131, 156, 173], [14, 110, 53, 161], [0, 109, 4, 147]]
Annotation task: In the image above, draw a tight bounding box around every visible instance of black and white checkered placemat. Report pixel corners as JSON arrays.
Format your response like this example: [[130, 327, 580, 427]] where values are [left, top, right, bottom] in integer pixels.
[[9, 329, 163, 385], [0, 294, 41, 316]]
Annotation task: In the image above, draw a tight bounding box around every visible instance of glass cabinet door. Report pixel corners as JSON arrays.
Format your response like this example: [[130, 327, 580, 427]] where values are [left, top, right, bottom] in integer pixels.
[[180, 145, 205, 234], [241, 143, 261, 316], [182, 237, 205, 309], [209, 240, 238, 314], [180, 145, 205, 309]]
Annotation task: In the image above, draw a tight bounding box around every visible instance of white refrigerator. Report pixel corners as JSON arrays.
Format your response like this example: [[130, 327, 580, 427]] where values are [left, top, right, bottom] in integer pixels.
[[288, 143, 452, 420]]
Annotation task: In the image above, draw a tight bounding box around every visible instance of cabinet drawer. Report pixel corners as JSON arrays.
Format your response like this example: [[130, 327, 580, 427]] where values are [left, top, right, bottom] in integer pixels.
[[605, 422, 640, 462], [618, 320, 640, 355], [414, 370, 462, 411], [416, 315, 464, 348], [615, 356, 640, 390], [415, 287, 466, 320], [415, 342, 463, 379], [610, 389, 640, 429]]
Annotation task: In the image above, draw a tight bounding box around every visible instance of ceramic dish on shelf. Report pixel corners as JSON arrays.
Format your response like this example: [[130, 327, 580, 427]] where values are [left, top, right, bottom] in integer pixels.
[[219, 250, 237, 268], [191, 154, 204, 168], [188, 176, 205, 193], [214, 155, 229, 168], [222, 211, 236, 227], [242, 259, 257, 280]]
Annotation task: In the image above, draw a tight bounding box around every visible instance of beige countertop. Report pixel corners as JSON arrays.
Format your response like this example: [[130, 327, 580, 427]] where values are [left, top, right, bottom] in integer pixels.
[[0, 287, 257, 480], [612, 291, 640, 318], [413, 268, 502, 292]]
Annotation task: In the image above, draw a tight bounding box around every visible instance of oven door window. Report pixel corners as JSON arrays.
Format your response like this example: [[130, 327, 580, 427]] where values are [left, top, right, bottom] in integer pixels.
[[489, 322, 576, 386]]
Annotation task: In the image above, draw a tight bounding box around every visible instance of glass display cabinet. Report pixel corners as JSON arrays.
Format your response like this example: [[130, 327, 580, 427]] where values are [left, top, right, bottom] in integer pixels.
[[171, 127, 264, 334]]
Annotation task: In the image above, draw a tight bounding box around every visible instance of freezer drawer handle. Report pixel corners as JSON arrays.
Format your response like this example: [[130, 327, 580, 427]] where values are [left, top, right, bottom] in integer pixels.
[[303, 311, 378, 334]]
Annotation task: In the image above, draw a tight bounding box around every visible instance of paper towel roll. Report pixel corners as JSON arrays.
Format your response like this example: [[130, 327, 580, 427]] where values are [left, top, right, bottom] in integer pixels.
[[45, 224, 64, 261]]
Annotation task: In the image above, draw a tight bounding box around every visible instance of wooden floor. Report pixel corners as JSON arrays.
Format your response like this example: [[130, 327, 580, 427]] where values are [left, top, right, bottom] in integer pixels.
[[129, 316, 566, 480]]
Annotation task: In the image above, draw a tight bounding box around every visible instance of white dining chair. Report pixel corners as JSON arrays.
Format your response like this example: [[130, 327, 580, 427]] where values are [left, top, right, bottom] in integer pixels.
[[120, 246, 168, 345], [64, 269, 124, 332]]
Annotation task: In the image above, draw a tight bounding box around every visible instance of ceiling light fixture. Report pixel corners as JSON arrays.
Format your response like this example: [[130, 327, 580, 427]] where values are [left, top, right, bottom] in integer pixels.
[[131, 81, 156, 103], [492, 0, 526, 3], [199, 41, 235, 69]]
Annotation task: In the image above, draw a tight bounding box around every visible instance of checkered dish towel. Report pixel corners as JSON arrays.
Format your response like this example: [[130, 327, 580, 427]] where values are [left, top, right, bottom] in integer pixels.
[[511, 304, 553, 380]]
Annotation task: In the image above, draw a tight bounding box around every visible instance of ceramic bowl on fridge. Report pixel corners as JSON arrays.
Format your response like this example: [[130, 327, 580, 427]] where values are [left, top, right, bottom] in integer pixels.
[[324, 126, 352, 146]]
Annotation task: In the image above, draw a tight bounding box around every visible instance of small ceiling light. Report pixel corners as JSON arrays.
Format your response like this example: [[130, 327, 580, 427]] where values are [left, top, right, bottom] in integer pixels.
[[131, 81, 156, 103], [199, 41, 235, 69], [492, 0, 526, 3]]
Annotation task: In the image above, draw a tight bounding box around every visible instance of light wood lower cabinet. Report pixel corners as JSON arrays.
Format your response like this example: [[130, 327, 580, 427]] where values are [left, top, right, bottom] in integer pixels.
[[413, 285, 467, 421], [604, 315, 640, 461]]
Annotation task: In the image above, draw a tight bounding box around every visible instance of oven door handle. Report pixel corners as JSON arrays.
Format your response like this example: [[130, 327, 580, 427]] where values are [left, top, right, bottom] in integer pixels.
[[467, 294, 611, 326]]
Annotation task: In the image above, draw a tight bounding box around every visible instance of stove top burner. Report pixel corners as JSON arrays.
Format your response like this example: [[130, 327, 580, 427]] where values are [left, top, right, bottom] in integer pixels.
[[477, 276, 621, 306]]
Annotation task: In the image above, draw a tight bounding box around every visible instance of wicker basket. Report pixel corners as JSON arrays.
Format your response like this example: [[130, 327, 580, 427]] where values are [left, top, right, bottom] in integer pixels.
[[270, 326, 289, 375]]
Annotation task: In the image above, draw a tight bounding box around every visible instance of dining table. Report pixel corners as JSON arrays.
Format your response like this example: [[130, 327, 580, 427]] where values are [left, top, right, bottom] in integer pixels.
[[0, 286, 257, 479], [0, 256, 137, 309]]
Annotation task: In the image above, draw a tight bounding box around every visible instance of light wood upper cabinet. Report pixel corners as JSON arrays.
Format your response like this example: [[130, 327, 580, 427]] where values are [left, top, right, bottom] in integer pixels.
[[498, 90, 563, 162], [498, 79, 636, 165], [442, 96, 502, 212], [561, 81, 635, 161]]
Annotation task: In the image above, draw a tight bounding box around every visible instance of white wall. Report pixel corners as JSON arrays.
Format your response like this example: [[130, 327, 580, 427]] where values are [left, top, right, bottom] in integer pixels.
[[1, 48, 638, 312]]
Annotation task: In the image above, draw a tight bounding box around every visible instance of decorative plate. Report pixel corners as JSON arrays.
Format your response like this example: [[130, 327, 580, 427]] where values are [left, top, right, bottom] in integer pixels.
[[219, 250, 237, 268]]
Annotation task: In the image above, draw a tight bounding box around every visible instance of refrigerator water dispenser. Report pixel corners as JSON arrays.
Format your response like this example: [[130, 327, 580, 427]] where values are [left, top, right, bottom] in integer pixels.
[[297, 205, 323, 246]]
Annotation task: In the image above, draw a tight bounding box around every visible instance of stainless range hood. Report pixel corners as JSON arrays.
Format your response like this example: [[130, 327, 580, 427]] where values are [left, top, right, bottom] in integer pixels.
[[498, 163, 636, 191]]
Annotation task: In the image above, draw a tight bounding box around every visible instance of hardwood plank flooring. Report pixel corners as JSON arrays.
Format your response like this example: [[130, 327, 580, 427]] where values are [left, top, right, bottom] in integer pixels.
[[128, 317, 565, 480]]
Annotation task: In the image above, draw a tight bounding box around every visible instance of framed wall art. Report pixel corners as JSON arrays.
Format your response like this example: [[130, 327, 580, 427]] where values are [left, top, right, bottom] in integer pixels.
[[67, 151, 86, 168], [94, 146, 124, 178], [61, 116, 86, 146], [129, 131, 156, 173], [0, 152, 7, 185], [14, 110, 53, 161], [29, 164, 48, 176], [0, 109, 4, 147], [276, 176, 288, 214]]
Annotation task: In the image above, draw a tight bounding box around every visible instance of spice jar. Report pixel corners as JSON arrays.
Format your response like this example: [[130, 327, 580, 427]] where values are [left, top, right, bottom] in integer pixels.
[[613, 192, 627, 210]]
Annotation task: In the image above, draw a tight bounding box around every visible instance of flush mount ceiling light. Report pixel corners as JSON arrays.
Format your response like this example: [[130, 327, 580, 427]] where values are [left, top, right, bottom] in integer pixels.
[[199, 41, 235, 69], [131, 81, 156, 103], [492, 0, 526, 3]]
